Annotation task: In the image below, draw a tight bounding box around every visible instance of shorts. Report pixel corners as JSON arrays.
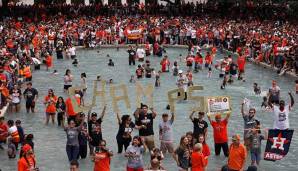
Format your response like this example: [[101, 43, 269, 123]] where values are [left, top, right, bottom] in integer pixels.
[[46, 112, 56, 116], [26, 101, 35, 109], [250, 151, 261, 163], [141, 135, 155, 150], [25, 76, 32, 82], [64, 85, 72, 90], [127, 166, 144, 171], [160, 141, 174, 153], [71, 55, 76, 59]]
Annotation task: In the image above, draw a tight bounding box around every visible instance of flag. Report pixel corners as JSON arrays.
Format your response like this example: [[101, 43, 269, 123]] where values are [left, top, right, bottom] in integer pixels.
[[264, 129, 294, 161]]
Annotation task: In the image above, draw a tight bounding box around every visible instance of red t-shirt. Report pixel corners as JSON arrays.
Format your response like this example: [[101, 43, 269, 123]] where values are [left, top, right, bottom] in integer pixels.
[[237, 56, 246, 71], [65, 97, 80, 116], [94, 152, 111, 171], [202, 143, 210, 157], [0, 123, 8, 141], [211, 119, 228, 143], [191, 152, 207, 171], [44, 95, 58, 113]]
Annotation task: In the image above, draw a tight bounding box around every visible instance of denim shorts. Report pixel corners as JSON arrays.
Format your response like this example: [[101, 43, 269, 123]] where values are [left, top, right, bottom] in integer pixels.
[[251, 151, 261, 162]]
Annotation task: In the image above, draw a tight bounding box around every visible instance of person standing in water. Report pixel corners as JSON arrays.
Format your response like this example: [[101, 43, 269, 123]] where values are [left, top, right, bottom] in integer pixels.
[[116, 113, 136, 154], [64, 69, 73, 93], [23, 82, 38, 113], [176, 70, 188, 100], [44, 89, 58, 125], [207, 113, 230, 157], [268, 92, 294, 130], [127, 45, 136, 66]]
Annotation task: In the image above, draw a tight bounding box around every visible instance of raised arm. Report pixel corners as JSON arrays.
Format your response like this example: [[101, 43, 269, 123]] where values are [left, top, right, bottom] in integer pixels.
[[241, 103, 246, 117], [116, 113, 121, 124], [133, 108, 141, 119], [170, 112, 175, 123], [189, 111, 195, 122], [151, 107, 157, 118], [225, 112, 231, 121], [289, 92, 294, 108], [207, 113, 212, 124], [99, 105, 107, 120]]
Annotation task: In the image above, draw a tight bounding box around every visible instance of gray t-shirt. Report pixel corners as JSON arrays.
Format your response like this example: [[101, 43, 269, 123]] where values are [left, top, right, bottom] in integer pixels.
[[247, 133, 265, 153], [126, 145, 145, 169], [175, 147, 190, 169], [243, 115, 258, 136], [159, 120, 173, 142], [65, 127, 81, 146]]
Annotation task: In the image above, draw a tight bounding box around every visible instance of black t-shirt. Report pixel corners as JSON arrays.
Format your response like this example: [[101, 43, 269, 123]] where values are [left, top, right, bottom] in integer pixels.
[[90, 131, 103, 146], [116, 122, 135, 140], [229, 63, 238, 75], [192, 118, 208, 138], [88, 118, 102, 134], [145, 67, 152, 78], [127, 49, 136, 59], [136, 113, 154, 136], [23, 88, 38, 102]]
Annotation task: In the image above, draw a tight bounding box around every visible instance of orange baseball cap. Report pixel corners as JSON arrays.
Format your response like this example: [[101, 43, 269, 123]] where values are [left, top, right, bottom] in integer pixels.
[[22, 144, 32, 153]]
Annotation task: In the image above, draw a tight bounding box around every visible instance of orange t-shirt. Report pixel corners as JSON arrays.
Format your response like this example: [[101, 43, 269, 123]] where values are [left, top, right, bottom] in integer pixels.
[[191, 152, 207, 171], [18, 156, 36, 171], [228, 144, 247, 170], [44, 95, 58, 113], [65, 97, 80, 116], [211, 119, 228, 143], [94, 152, 111, 171], [45, 55, 53, 68]]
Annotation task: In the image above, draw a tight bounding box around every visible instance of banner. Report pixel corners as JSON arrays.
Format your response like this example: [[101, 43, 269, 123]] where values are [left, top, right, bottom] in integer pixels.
[[127, 29, 143, 40], [264, 129, 294, 161], [206, 96, 231, 115]]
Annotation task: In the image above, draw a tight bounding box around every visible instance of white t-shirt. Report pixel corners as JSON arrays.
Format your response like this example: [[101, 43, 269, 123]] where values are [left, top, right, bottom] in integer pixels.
[[69, 47, 76, 56], [136, 48, 145, 59], [273, 105, 290, 130], [159, 120, 173, 142]]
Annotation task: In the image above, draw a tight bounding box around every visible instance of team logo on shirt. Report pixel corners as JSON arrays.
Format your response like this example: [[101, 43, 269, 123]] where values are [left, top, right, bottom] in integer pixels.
[[264, 129, 294, 161]]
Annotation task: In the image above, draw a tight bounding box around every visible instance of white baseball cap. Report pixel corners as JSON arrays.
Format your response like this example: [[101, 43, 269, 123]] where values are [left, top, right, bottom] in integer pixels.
[[178, 70, 183, 74]]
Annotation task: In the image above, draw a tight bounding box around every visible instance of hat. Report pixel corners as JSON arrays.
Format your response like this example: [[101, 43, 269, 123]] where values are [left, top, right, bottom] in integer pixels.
[[232, 134, 241, 141], [22, 144, 32, 153], [91, 112, 97, 117], [178, 70, 183, 74]]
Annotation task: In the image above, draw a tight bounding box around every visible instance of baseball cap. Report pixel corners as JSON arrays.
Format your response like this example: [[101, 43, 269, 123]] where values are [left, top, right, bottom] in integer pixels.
[[232, 134, 241, 141], [178, 70, 183, 74]]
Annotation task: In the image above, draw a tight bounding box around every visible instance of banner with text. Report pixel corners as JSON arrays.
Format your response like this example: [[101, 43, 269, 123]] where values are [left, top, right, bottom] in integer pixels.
[[264, 129, 294, 161]]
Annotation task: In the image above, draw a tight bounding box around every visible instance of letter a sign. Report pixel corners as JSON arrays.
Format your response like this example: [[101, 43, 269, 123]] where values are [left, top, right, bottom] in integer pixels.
[[264, 129, 294, 161]]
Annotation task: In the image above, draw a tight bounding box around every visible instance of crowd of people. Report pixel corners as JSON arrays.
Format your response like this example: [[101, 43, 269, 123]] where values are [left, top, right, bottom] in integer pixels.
[[0, 1, 297, 171]]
